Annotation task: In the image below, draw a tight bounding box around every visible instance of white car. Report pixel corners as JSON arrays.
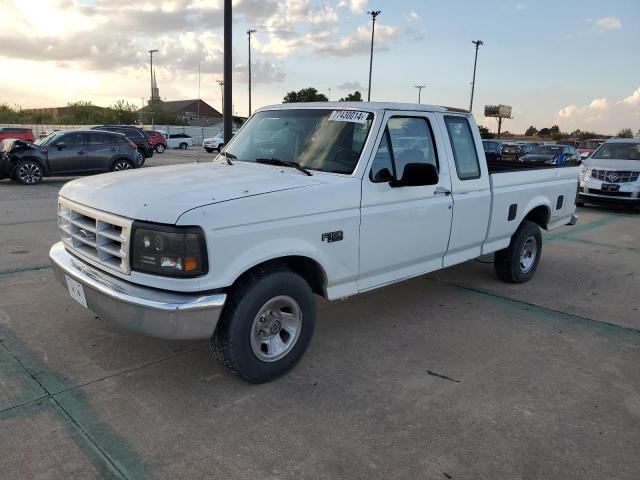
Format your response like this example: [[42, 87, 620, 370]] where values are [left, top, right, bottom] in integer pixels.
[[50, 102, 579, 383], [578, 137, 640, 206], [203, 131, 235, 153], [157, 130, 193, 150]]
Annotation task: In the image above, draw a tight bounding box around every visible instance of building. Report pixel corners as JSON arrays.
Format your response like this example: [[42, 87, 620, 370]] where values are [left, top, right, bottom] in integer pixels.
[[139, 99, 224, 127], [22, 105, 107, 121]]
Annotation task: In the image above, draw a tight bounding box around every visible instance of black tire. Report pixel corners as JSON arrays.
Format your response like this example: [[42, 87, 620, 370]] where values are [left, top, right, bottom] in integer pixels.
[[155, 144, 165, 153], [212, 269, 316, 383], [204, 147, 214, 153], [179, 142, 188, 150], [217, 143, 224, 151], [14, 159, 43, 185], [494, 220, 542, 283], [576, 201, 585, 207], [136, 148, 145, 165], [111, 159, 134, 172]]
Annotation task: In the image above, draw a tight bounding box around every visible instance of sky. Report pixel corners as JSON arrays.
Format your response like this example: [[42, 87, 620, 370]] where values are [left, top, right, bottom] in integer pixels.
[[0, 0, 638, 134]]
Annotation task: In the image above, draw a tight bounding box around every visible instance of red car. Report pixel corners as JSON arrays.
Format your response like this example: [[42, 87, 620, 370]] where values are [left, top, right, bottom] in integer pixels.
[[0, 127, 35, 143], [143, 130, 168, 153], [577, 138, 607, 158]]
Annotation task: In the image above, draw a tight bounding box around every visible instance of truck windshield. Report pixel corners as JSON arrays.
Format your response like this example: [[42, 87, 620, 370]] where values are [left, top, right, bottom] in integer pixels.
[[592, 143, 640, 161], [221, 109, 375, 174]]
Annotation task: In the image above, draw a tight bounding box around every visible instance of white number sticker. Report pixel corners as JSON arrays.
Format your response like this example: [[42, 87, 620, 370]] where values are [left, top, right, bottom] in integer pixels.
[[65, 275, 88, 308], [328, 110, 368, 124]]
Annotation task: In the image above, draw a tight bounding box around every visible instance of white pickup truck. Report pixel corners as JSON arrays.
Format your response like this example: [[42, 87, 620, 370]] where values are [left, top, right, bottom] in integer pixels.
[[50, 102, 578, 383]]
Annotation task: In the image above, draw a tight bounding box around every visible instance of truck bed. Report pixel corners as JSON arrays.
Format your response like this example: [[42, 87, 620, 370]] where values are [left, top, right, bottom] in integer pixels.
[[487, 159, 562, 174]]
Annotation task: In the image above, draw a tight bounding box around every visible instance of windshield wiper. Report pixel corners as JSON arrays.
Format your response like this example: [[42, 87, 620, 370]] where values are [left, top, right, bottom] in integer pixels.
[[255, 158, 312, 176], [219, 150, 236, 165]]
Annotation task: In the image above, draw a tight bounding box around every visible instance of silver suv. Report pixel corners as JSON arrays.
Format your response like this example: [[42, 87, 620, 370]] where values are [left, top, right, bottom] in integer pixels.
[[579, 138, 640, 206]]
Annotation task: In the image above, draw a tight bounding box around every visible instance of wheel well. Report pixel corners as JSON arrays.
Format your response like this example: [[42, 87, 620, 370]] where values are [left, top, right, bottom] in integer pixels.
[[11, 156, 47, 175], [232, 256, 327, 298], [524, 205, 550, 229]]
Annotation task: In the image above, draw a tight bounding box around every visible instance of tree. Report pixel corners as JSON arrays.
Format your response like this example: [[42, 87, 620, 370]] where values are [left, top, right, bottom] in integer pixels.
[[109, 100, 139, 124], [338, 91, 362, 102], [477, 125, 494, 139], [282, 87, 328, 103], [617, 128, 633, 138], [525, 125, 538, 136], [538, 127, 551, 136]]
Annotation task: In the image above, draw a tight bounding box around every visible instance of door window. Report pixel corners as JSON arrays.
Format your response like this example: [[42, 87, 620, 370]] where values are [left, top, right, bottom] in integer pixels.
[[88, 133, 114, 145], [62, 133, 86, 147], [445, 116, 480, 180], [370, 116, 439, 183]]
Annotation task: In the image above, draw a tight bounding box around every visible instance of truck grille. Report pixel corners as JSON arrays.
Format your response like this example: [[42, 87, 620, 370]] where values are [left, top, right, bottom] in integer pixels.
[[589, 169, 639, 183], [57, 197, 133, 274]]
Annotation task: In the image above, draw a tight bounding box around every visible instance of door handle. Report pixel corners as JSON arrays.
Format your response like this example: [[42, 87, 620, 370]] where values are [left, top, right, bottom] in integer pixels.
[[78, 151, 87, 155], [111, 148, 118, 152], [435, 187, 451, 196]]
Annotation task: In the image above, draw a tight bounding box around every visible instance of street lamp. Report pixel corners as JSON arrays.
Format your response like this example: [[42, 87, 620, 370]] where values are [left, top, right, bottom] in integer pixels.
[[366, 10, 381, 102], [469, 40, 484, 112], [247, 29, 257, 115], [414, 85, 426, 104], [217, 79, 224, 111]]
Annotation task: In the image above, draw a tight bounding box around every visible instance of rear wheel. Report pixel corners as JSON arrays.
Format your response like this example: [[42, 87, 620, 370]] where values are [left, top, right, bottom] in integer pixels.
[[15, 160, 43, 185], [494, 220, 542, 283], [136, 149, 145, 165], [179, 142, 188, 150], [212, 269, 316, 383], [155, 144, 165, 153], [111, 159, 134, 171]]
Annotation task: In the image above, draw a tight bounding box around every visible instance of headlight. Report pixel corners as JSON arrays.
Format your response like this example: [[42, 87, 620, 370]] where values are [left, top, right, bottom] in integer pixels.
[[131, 222, 208, 277], [579, 165, 587, 180]]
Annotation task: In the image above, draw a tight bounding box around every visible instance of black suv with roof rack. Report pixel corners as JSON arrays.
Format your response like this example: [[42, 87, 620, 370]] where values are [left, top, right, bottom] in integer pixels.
[[91, 125, 153, 164]]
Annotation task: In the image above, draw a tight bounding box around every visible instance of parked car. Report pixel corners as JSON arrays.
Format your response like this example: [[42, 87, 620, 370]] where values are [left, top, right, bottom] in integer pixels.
[[482, 140, 504, 161], [49, 102, 579, 383], [203, 132, 226, 153], [0, 127, 35, 143], [577, 138, 607, 159], [578, 138, 640, 206], [157, 130, 194, 150], [144, 130, 168, 153], [501, 142, 536, 161], [92, 125, 153, 164], [520, 144, 582, 166], [0, 130, 140, 185]]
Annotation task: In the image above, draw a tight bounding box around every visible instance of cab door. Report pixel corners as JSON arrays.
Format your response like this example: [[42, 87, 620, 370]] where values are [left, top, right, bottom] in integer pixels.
[[358, 112, 454, 291]]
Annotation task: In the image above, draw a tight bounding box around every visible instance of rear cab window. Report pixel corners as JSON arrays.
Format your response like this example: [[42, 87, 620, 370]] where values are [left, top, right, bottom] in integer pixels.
[[444, 116, 481, 180]]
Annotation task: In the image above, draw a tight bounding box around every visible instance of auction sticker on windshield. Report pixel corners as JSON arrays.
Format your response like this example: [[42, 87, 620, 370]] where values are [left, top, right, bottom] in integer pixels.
[[328, 110, 369, 124]]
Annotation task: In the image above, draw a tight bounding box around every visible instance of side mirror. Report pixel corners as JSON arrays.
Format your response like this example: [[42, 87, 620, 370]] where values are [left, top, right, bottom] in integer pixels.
[[56, 141, 66, 150], [390, 163, 439, 187]]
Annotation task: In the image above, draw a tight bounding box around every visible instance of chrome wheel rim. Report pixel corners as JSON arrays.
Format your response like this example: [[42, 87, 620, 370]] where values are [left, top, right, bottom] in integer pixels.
[[18, 163, 41, 184], [156, 145, 164, 153], [250, 295, 302, 362], [520, 236, 537, 273], [114, 161, 131, 171], [137, 152, 144, 163]]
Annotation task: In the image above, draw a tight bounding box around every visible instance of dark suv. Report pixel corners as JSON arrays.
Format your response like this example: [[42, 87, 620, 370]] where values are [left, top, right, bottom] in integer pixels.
[[482, 140, 504, 161], [0, 130, 140, 185], [92, 125, 153, 164], [501, 143, 536, 161]]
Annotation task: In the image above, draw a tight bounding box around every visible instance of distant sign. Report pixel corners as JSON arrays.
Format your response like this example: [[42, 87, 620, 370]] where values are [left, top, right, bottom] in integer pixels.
[[484, 105, 512, 118]]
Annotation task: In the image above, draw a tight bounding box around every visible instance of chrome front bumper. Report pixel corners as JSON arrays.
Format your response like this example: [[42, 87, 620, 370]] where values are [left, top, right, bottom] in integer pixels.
[[49, 242, 226, 340]]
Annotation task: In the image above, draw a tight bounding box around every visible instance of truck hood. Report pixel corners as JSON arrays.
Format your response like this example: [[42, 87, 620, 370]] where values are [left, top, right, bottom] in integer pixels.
[[60, 161, 329, 224]]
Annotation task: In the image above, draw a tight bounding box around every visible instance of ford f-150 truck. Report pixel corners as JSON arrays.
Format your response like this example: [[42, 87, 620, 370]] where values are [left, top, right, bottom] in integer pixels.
[[50, 102, 579, 383]]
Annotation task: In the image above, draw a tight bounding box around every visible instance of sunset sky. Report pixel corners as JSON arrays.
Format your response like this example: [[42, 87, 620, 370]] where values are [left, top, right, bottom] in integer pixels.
[[0, 0, 638, 134]]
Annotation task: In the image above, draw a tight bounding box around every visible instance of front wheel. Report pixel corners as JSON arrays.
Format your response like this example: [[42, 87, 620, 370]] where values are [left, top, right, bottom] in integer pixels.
[[15, 160, 43, 185], [204, 147, 214, 153], [212, 270, 316, 383], [494, 220, 542, 283]]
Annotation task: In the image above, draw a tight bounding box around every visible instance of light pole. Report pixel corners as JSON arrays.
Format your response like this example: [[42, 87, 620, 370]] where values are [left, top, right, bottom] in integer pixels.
[[327, 87, 331, 101], [247, 29, 256, 116], [414, 85, 426, 104], [217, 79, 224, 112], [366, 10, 381, 102], [223, 0, 232, 144], [469, 40, 483, 112], [148, 49, 158, 129]]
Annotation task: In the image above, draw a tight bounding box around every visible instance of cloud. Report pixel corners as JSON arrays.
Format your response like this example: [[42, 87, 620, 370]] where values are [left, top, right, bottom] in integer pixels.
[[408, 11, 419, 19], [336, 81, 365, 90], [314, 24, 399, 57], [337, 0, 368, 14], [595, 16, 622, 31], [555, 86, 640, 134]]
